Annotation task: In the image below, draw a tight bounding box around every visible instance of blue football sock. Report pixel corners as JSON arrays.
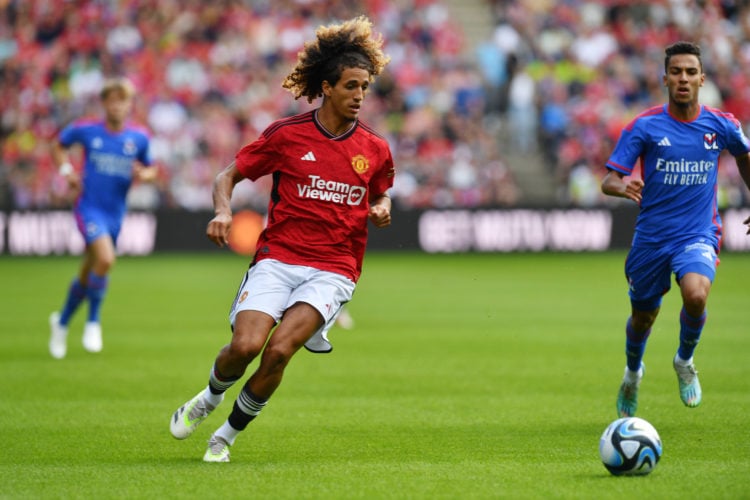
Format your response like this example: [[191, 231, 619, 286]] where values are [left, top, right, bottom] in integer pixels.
[[59, 278, 87, 326], [678, 307, 706, 361], [85, 272, 109, 323], [625, 317, 651, 372]]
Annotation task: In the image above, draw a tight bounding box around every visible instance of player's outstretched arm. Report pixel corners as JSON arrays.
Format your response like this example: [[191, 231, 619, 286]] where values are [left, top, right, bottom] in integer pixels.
[[206, 161, 244, 247]]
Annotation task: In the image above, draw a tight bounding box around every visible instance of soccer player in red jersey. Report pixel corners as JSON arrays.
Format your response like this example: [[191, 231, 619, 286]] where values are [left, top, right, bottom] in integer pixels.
[[170, 16, 394, 462]]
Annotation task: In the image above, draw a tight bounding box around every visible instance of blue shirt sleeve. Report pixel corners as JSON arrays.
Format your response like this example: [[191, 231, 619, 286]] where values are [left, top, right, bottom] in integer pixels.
[[58, 122, 82, 147], [723, 116, 750, 157], [606, 121, 646, 175], [137, 132, 152, 166]]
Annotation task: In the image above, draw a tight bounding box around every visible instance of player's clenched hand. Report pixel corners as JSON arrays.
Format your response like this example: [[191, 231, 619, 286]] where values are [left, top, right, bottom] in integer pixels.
[[133, 161, 157, 182], [61, 169, 82, 194], [623, 178, 644, 204], [368, 205, 391, 228], [207, 212, 233, 247]]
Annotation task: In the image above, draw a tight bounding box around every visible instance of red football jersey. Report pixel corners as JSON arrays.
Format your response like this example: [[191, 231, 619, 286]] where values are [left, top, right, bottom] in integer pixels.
[[235, 110, 395, 282]]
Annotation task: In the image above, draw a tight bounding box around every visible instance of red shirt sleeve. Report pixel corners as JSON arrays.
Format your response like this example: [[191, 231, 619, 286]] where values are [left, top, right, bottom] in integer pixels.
[[234, 132, 278, 181], [369, 148, 395, 200]]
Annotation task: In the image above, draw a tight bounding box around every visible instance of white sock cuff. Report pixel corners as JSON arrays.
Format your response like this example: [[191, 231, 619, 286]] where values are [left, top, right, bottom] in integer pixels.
[[674, 354, 693, 365], [215, 421, 241, 445], [203, 386, 224, 408], [623, 366, 643, 382]]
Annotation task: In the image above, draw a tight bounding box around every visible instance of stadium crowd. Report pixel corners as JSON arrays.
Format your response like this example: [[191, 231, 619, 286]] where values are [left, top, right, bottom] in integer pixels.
[[1, 0, 749, 211], [486, 0, 750, 207]]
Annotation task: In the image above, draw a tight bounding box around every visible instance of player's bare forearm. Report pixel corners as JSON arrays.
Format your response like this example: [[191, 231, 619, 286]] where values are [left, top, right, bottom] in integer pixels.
[[368, 193, 392, 228], [737, 154, 750, 234], [51, 141, 69, 168], [736, 153, 750, 193], [207, 161, 243, 247], [212, 161, 243, 215], [601, 170, 643, 204], [51, 142, 81, 191]]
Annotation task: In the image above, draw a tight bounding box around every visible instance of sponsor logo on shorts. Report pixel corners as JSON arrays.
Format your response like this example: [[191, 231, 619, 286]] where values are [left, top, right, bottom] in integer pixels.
[[684, 241, 715, 262]]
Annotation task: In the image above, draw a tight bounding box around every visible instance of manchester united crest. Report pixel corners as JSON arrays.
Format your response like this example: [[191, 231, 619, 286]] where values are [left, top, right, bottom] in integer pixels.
[[351, 154, 369, 174]]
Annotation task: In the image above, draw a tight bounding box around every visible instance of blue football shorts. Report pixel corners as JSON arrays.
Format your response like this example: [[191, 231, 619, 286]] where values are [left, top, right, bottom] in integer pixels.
[[74, 206, 123, 245], [228, 258, 356, 333], [625, 239, 718, 310]]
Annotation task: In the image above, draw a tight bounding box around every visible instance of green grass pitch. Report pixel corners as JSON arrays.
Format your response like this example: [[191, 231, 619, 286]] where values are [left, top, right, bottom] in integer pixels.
[[1, 251, 748, 499]]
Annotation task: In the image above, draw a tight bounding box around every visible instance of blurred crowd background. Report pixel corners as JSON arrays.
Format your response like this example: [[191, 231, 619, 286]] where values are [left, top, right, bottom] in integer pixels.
[[2, 0, 750, 213]]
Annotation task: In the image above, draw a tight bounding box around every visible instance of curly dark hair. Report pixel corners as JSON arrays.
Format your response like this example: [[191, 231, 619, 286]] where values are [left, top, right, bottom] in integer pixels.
[[282, 15, 391, 103], [664, 41, 702, 72]]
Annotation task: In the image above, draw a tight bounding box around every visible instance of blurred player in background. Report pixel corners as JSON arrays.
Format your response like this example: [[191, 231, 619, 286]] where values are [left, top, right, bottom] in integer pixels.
[[601, 41, 750, 417], [48, 77, 154, 359], [170, 15, 394, 462]]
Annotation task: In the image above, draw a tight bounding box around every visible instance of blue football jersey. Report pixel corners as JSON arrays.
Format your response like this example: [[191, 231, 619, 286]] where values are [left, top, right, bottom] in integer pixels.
[[59, 120, 151, 217], [606, 104, 750, 247]]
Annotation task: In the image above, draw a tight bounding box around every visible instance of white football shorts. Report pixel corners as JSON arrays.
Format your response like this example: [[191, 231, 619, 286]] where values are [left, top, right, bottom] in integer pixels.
[[228, 259, 355, 349]]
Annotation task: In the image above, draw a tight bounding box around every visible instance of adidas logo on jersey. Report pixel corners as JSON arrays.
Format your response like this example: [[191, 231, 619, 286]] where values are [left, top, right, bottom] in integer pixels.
[[657, 137, 672, 146], [301, 151, 317, 161]]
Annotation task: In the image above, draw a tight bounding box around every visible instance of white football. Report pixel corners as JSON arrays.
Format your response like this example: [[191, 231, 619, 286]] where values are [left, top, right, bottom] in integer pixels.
[[599, 417, 662, 475]]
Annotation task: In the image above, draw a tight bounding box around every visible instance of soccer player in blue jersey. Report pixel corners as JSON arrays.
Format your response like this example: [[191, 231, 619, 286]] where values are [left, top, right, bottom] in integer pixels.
[[48, 77, 154, 359], [602, 41, 750, 417]]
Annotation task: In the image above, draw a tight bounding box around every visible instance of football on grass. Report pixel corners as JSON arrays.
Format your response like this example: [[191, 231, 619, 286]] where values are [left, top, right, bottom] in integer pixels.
[[599, 417, 662, 475]]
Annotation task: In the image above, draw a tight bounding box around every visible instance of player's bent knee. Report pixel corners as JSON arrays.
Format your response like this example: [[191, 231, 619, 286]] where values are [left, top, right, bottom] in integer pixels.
[[95, 260, 115, 274], [259, 343, 295, 371], [228, 336, 264, 362], [631, 310, 658, 331], [682, 291, 708, 312]]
